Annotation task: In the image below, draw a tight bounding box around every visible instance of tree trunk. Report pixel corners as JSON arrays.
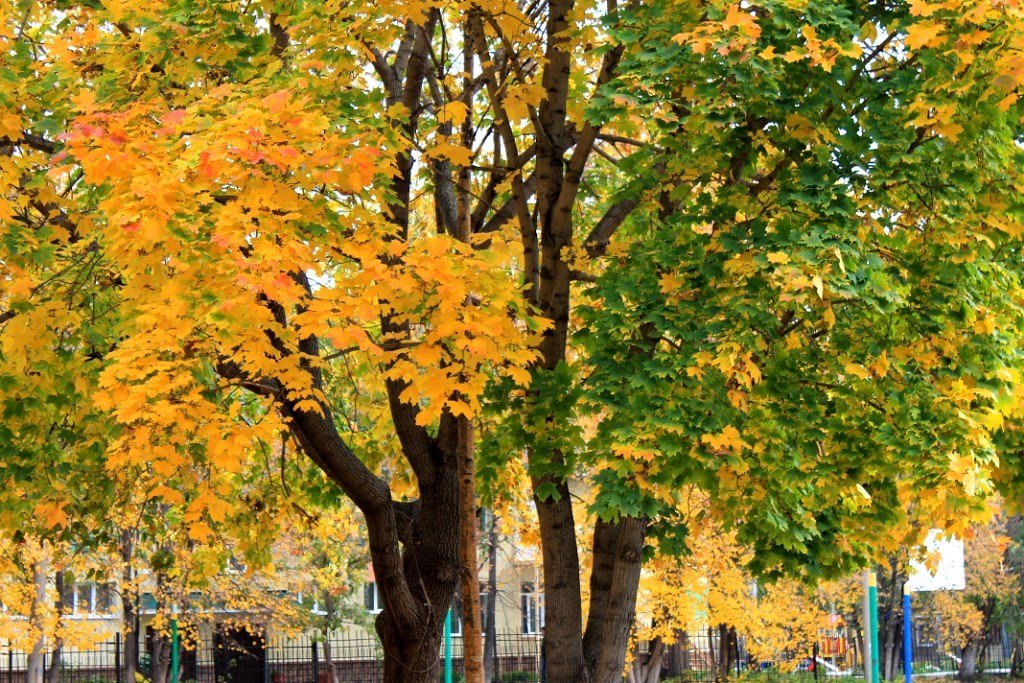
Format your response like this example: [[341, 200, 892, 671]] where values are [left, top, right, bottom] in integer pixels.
[[457, 443, 485, 683], [322, 634, 339, 683], [45, 570, 69, 683], [534, 475, 587, 682], [370, 462, 461, 683], [121, 530, 138, 683], [673, 631, 692, 676], [959, 643, 979, 683], [631, 637, 665, 683], [151, 631, 170, 683], [585, 516, 649, 683], [27, 555, 47, 683], [322, 591, 340, 683], [716, 624, 735, 683], [483, 510, 498, 683]]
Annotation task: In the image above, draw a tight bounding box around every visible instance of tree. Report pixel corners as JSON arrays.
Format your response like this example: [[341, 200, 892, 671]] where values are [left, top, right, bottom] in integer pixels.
[[5, 2, 1024, 683], [918, 509, 1019, 682], [570, 2, 1024, 677]]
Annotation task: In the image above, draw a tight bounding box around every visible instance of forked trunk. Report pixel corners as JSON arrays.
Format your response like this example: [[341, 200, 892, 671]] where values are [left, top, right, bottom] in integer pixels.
[[378, 609, 450, 683], [371, 461, 461, 683]]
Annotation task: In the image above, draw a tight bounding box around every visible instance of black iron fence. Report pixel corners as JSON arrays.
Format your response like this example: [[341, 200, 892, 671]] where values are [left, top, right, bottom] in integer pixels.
[[0, 631, 544, 683], [1, 624, 1018, 682], [635, 624, 1020, 683]]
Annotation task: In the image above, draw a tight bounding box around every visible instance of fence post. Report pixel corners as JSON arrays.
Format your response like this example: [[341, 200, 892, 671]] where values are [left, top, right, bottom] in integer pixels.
[[312, 640, 319, 683], [263, 636, 269, 683], [116, 632, 122, 683]]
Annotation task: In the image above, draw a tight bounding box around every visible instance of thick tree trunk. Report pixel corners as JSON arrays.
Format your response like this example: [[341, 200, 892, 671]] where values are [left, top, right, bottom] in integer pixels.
[[959, 643, 979, 683], [665, 632, 691, 677], [645, 639, 666, 683], [151, 631, 170, 683], [534, 476, 587, 681], [371, 462, 461, 683], [628, 637, 665, 683], [585, 516, 649, 683]]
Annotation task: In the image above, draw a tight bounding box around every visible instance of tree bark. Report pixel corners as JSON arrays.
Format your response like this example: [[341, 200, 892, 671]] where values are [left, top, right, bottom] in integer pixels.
[[322, 591, 340, 683], [454, 33, 483, 678], [959, 643, 979, 683], [121, 529, 139, 683], [588, 517, 649, 683], [370, 454, 461, 683], [151, 631, 170, 683], [715, 624, 736, 683], [483, 510, 498, 683], [644, 638, 666, 683], [534, 475, 587, 681], [458, 417, 484, 683], [45, 570, 69, 683], [27, 555, 47, 683]]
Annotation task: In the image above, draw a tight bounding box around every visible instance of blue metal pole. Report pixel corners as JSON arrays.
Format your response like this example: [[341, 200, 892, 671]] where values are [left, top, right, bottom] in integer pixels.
[[444, 609, 453, 683], [903, 588, 913, 683]]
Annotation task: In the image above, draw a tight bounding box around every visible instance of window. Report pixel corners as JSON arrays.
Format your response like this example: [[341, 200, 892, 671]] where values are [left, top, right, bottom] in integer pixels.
[[449, 595, 462, 636], [295, 591, 326, 615], [520, 582, 544, 635], [479, 585, 491, 632], [364, 582, 382, 614], [73, 582, 115, 616]]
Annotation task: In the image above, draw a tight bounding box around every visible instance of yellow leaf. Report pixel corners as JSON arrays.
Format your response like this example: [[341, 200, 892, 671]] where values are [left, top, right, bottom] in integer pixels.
[[844, 362, 870, 380], [428, 142, 473, 166], [701, 425, 750, 452], [438, 101, 469, 127], [905, 21, 945, 50]]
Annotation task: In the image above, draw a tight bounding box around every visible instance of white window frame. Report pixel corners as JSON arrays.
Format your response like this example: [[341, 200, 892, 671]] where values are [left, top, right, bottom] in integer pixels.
[[71, 582, 116, 618], [364, 582, 383, 614], [520, 582, 545, 635]]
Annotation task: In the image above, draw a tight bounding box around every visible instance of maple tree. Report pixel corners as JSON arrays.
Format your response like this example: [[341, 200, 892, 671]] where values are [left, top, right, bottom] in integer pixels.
[[4, 1, 1024, 682], [916, 509, 1019, 682]]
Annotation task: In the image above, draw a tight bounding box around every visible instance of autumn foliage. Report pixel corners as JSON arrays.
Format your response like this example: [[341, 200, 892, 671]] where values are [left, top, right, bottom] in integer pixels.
[[4, 0, 1024, 681]]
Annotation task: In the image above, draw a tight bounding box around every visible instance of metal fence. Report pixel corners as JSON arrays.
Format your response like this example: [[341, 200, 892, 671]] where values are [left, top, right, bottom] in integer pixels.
[[1, 624, 1017, 682], [0, 632, 543, 683], [635, 624, 1019, 683]]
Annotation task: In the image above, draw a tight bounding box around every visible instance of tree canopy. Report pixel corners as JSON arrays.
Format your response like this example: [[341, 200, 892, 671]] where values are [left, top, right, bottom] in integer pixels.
[[3, 1, 1024, 681]]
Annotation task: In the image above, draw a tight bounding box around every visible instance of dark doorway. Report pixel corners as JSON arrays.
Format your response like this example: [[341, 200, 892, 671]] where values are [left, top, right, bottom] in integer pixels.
[[214, 625, 266, 683]]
